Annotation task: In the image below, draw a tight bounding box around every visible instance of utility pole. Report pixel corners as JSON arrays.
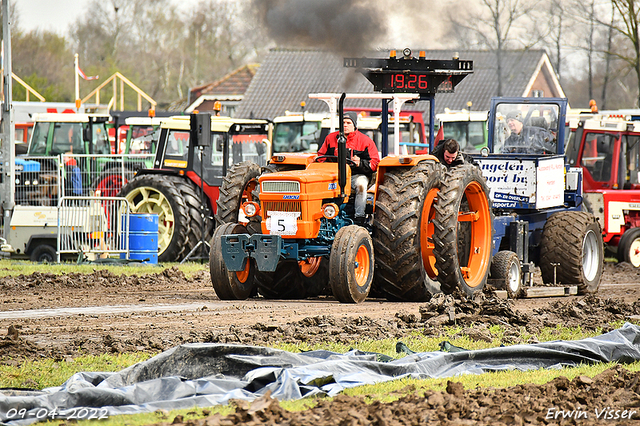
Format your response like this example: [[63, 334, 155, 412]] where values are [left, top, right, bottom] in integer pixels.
[[1, 0, 15, 239]]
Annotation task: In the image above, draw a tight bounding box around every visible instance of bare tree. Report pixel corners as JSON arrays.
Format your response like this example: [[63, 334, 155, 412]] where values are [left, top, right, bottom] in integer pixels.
[[446, 0, 543, 96], [611, 0, 640, 106]]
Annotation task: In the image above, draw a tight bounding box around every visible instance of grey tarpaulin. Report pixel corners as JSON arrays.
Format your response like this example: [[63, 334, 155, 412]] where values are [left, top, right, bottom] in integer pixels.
[[2, 323, 640, 425]]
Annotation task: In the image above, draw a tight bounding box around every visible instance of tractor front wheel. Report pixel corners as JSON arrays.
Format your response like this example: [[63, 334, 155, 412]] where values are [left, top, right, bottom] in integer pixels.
[[329, 225, 374, 303], [209, 223, 255, 300], [616, 228, 640, 267], [215, 162, 261, 233]]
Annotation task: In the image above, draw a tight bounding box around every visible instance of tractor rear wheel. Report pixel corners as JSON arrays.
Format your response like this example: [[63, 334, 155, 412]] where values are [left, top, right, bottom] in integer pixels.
[[540, 211, 603, 294], [373, 161, 444, 301], [616, 228, 640, 267], [433, 164, 493, 296], [215, 162, 261, 233], [118, 175, 205, 262], [329, 225, 374, 303], [209, 223, 255, 300]]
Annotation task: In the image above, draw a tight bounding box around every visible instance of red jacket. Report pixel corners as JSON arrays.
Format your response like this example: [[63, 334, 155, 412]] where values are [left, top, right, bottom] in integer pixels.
[[317, 130, 380, 177]]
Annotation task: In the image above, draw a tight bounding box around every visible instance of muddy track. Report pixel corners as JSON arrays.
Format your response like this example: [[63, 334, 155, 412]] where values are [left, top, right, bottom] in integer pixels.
[[1, 263, 640, 425]]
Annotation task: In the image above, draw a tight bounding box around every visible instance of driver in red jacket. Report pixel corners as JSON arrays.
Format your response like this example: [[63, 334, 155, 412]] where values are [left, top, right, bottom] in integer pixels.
[[317, 112, 380, 219]]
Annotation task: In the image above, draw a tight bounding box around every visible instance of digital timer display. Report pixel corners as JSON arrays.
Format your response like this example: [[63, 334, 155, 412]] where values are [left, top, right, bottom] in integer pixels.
[[384, 73, 429, 91], [382, 72, 454, 93]]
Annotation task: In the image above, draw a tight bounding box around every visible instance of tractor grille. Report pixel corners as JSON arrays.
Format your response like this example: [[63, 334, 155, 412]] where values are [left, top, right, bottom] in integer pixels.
[[261, 181, 300, 193], [263, 201, 302, 217]]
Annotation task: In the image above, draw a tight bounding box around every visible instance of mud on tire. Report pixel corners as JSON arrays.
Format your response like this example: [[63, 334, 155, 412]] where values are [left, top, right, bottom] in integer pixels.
[[433, 164, 493, 296], [209, 223, 256, 300], [373, 161, 444, 301], [539, 211, 603, 294]]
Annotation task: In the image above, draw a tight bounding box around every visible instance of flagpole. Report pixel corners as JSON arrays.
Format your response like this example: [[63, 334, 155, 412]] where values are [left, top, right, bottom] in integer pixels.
[[74, 53, 80, 110]]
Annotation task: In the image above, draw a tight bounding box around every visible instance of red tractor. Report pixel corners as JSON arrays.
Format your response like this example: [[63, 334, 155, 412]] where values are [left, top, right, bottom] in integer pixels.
[[566, 114, 640, 266], [118, 114, 271, 262]]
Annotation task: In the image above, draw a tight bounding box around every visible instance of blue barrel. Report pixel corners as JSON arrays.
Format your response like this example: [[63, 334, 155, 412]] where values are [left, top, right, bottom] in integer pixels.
[[120, 213, 159, 264]]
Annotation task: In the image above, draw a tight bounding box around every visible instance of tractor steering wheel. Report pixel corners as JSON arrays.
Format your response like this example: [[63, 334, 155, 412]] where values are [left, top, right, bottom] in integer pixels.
[[315, 154, 357, 167]]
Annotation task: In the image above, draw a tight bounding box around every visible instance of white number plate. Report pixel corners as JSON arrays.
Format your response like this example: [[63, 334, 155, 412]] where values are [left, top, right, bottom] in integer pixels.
[[266, 211, 300, 235]]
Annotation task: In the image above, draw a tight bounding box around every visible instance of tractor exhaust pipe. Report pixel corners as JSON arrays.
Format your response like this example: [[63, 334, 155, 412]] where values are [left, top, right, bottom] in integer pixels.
[[338, 93, 347, 198]]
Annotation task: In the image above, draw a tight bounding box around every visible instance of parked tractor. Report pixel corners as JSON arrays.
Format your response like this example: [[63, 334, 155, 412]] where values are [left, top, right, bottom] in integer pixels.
[[210, 51, 494, 303], [480, 97, 604, 297], [566, 113, 640, 267], [118, 114, 270, 262]]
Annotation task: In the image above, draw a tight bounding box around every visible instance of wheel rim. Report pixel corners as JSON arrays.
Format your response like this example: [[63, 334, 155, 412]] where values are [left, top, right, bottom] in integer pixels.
[[419, 186, 439, 278], [582, 229, 600, 280], [507, 261, 520, 293], [354, 244, 370, 287], [96, 174, 125, 198], [236, 260, 251, 283], [628, 237, 640, 268], [299, 257, 321, 277], [459, 181, 492, 288], [124, 186, 175, 255]]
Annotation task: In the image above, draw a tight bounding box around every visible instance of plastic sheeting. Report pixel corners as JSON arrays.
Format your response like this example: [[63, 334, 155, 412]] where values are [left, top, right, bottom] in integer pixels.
[[3, 322, 640, 425]]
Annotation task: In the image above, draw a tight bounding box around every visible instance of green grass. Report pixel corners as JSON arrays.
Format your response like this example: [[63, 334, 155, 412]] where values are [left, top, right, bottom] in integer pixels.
[[0, 259, 207, 278]]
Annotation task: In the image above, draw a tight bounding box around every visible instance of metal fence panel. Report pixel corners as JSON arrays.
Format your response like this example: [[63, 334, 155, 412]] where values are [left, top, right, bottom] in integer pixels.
[[57, 196, 131, 262], [15, 155, 61, 207]]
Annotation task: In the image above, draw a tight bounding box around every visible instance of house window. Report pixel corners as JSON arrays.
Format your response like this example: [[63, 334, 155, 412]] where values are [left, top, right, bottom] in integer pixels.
[[532, 90, 544, 97]]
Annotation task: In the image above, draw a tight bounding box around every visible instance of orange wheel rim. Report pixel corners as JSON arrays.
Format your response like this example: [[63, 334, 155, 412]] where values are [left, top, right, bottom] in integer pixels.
[[420, 187, 439, 278], [299, 257, 321, 277], [235, 260, 250, 283], [354, 244, 370, 287], [461, 181, 491, 288]]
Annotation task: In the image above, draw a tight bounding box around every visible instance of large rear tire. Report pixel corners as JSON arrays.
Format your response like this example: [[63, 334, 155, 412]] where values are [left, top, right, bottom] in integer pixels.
[[329, 225, 374, 303], [118, 175, 205, 262], [373, 161, 444, 301], [209, 223, 255, 300], [539, 211, 603, 294], [255, 257, 328, 299], [215, 162, 261, 231], [433, 164, 493, 296]]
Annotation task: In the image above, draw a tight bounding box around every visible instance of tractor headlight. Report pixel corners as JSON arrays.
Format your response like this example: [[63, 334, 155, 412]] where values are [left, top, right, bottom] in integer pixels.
[[322, 203, 339, 219], [242, 201, 260, 218]]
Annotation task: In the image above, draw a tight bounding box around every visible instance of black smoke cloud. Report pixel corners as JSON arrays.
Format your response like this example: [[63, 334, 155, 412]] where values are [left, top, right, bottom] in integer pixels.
[[252, 0, 389, 57]]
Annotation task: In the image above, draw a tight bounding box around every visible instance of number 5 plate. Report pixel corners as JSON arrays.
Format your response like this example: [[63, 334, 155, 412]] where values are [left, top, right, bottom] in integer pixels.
[[266, 211, 300, 235]]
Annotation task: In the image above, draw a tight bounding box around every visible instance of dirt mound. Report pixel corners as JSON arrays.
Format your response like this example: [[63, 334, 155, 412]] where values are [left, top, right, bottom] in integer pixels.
[[156, 365, 640, 426]]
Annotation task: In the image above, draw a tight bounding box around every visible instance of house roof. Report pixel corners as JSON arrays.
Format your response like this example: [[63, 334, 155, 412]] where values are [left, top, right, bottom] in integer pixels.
[[236, 48, 562, 120], [168, 64, 260, 112]]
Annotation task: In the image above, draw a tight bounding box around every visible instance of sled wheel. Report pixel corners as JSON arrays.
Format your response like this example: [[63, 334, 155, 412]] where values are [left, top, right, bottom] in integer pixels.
[[491, 250, 522, 298]]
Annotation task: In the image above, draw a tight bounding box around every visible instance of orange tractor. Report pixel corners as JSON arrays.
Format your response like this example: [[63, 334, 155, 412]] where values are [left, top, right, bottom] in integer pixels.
[[210, 51, 493, 302]]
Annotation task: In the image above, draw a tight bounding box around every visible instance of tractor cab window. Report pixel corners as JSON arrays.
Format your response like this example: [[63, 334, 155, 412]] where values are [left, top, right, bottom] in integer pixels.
[[91, 122, 111, 155], [493, 103, 560, 155], [28, 122, 50, 154], [625, 135, 640, 187], [211, 133, 225, 166], [165, 130, 189, 161], [444, 121, 486, 153], [51, 123, 84, 155], [128, 125, 157, 154], [273, 121, 321, 153], [230, 134, 268, 166], [580, 132, 617, 183]]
